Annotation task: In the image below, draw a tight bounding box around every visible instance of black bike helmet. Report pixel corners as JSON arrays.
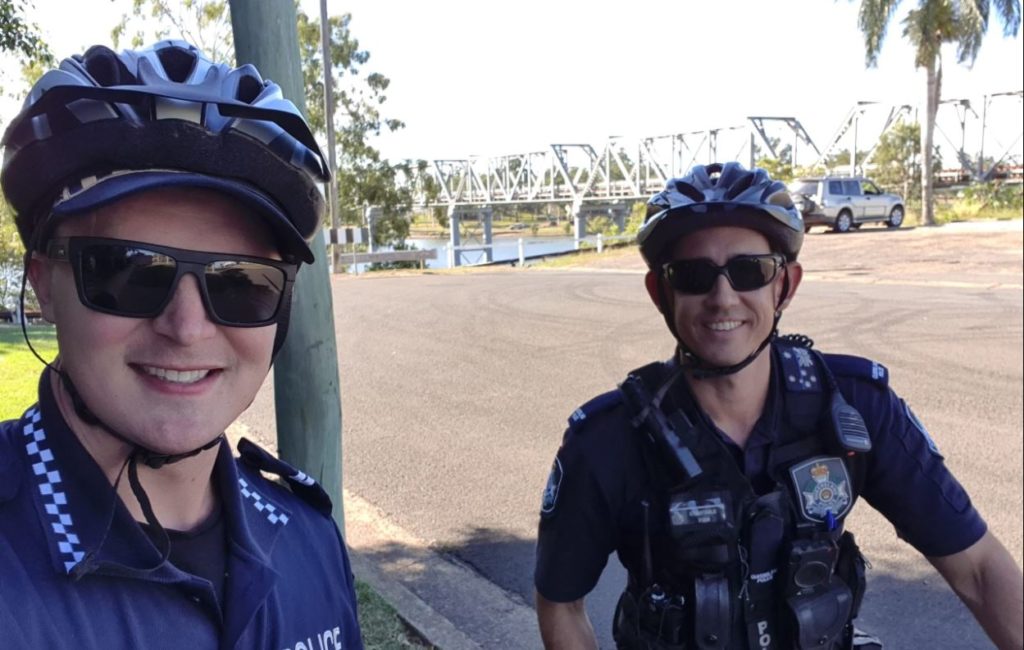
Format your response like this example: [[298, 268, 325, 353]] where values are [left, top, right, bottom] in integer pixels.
[[1, 40, 329, 263], [638, 162, 803, 268]]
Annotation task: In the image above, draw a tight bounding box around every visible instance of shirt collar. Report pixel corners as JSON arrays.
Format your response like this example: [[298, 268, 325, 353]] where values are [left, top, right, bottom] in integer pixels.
[[18, 369, 290, 579], [668, 353, 782, 451]]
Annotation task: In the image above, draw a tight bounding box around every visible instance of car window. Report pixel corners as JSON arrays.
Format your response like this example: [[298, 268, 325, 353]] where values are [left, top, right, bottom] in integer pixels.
[[863, 181, 881, 195], [790, 181, 820, 196], [842, 180, 862, 195], [828, 180, 844, 195]]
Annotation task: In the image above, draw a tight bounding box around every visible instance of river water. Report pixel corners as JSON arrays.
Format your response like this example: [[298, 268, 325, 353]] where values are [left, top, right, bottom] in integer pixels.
[[340, 235, 584, 272]]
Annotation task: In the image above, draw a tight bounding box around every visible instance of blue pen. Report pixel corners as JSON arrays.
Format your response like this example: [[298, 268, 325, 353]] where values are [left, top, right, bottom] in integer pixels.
[[825, 510, 836, 531]]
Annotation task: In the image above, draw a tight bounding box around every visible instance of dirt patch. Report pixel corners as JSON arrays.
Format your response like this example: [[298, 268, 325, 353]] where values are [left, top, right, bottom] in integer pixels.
[[561, 222, 1023, 288]]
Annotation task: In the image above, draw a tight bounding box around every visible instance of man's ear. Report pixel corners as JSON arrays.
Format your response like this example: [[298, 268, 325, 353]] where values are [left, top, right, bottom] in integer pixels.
[[777, 261, 803, 312], [644, 270, 665, 313], [27, 252, 57, 323]]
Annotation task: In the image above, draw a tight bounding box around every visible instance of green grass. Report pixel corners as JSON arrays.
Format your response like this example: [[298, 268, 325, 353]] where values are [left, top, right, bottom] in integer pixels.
[[532, 242, 637, 269], [0, 324, 57, 420], [934, 205, 1023, 224], [0, 324, 429, 647], [356, 581, 434, 649]]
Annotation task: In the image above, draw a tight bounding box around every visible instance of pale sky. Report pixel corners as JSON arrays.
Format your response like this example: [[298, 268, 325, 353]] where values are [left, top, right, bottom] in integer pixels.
[[2, 0, 1022, 166]]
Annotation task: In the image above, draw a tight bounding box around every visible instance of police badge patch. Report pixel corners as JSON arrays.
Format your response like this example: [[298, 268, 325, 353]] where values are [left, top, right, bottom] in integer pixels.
[[541, 457, 563, 515], [903, 400, 942, 457], [789, 456, 853, 523]]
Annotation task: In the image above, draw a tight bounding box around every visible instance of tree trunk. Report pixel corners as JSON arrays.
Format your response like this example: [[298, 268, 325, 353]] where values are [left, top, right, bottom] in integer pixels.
[[920, 54, 942, 226]]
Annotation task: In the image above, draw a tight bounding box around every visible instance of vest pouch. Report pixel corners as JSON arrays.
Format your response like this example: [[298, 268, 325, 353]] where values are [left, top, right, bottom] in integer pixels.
[[785, 577, 853, 650], [694, 574, 731, 650], [667, 489, 736, 572], [613, 588, 689, 650], [834, 532, 867, 621]]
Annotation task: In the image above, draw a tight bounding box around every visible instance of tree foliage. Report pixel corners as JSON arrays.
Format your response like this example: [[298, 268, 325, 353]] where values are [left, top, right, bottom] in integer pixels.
[[293, 10, 418, 246], [112, 1, 418, 248], [0, 195, 34, 312], [871, 122, 925, 195], [112, 0, 234, 65], [0, 0, 53, 66], [854, 0, 1022, 225]]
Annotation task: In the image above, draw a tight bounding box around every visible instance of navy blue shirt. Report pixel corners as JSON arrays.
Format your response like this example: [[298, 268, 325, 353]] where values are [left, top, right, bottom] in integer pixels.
[[535, 346, 987, 603], [0, 372, 363, 649]]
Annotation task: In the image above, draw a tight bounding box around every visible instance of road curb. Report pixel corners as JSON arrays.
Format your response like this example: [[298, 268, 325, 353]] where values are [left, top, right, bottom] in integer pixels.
[[344, 490, 542, 650], [348, 551, 479, 649]]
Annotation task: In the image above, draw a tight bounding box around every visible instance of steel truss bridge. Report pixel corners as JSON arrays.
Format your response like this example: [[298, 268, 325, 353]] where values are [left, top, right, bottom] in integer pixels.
[[337, 95, 1022, 266], [408, 94, 1023, 213]]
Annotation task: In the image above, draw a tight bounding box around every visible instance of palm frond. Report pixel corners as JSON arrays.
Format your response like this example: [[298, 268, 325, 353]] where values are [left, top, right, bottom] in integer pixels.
[[902, 0, 956, 68], [993, 0, 1022, 35], [858, 0, 904, 66], [955, 0, 989, 63]]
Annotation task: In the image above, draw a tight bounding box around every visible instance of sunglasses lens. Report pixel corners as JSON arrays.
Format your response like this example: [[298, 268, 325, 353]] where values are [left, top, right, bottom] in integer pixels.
[[79, 244, 175, 315], [204, 261, 286, 324], [666, 259, 720, 294], [664, 255, 780, 294], [726, 256, 778, 291]]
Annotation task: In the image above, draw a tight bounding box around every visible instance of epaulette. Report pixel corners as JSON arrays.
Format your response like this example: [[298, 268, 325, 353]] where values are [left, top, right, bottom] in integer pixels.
[[822, 353, 889, 388], [778, 344, 825, 394], [567, 390, 623, 435], [237, 437, 333, 516]]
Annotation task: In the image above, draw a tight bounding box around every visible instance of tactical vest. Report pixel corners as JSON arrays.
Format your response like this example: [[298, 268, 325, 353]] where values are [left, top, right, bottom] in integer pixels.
[[612, 340, 877, 650]]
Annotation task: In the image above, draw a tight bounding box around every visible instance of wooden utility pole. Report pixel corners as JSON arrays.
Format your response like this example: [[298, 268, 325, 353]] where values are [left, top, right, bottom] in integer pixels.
[[229, 0, 345, 529], [319, 0, 341, 272]]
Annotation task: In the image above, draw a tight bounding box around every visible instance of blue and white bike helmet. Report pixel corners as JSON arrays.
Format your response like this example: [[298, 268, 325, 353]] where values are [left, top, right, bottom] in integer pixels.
[[638, 162, 804, 268], [1, 40, 329, 264]]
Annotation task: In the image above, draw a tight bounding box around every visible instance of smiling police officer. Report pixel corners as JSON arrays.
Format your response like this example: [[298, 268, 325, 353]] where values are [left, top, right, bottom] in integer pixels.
[[534, 162, 1023, 649], [0, 41, 362, 648]]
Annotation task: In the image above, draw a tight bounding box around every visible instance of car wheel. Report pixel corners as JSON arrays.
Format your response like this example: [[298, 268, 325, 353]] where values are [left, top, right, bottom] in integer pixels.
[[887, 206, 904, 228], [834, 210, 853, 233]]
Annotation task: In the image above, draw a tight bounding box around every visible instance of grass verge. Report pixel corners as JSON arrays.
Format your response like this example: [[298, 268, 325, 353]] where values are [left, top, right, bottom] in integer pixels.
[[0, 324, 432, 648], [1, 325, 57, 419], [357, 582, 435, 649]]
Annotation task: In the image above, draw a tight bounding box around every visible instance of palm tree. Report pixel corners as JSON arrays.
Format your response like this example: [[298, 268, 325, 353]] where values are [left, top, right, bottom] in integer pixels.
[[856, 0, 1021, 225]]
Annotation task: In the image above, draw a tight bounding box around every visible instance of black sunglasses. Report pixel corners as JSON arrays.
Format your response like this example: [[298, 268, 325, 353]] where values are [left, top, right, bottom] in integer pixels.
[[662, 253, 785, 295], [46, 237, 297, 327]]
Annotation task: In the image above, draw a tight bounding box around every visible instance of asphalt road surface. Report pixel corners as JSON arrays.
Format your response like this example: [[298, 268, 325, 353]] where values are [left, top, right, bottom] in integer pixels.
[[242, 222, 1022, 649]]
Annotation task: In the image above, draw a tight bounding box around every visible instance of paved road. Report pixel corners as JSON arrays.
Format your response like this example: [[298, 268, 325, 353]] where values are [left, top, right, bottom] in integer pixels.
[[241, 222, 1022, 649]]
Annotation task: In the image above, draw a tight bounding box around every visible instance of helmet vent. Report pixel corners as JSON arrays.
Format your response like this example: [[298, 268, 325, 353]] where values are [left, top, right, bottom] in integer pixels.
[[724, 172, 755, 199], [673, 180, 704, 203], [82, 46, 132, 87], [236, 74, 264, 104], [157, 46, 199, 83]]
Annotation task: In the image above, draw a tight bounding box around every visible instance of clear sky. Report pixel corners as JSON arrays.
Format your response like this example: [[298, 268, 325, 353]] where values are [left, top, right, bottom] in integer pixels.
[[2, 0, 1022, 166]]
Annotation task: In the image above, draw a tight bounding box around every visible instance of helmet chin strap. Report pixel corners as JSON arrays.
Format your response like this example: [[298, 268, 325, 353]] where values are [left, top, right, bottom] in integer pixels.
[[658, 266, 791, 380], [57, 369, 223, 468]]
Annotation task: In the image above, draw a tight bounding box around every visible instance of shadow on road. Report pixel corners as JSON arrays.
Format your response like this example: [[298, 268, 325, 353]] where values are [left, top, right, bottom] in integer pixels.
[[360, 526, 994, 649]]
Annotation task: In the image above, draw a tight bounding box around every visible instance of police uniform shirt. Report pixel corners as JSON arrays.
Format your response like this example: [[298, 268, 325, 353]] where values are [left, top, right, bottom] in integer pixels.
[[534, 345, 987, 604], [0, 370, 363, 650]]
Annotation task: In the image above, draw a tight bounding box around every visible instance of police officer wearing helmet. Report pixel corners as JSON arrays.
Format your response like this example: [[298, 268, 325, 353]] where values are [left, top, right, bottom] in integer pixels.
[[0, 41, 362, 648], [534, 162, 1023, 649]]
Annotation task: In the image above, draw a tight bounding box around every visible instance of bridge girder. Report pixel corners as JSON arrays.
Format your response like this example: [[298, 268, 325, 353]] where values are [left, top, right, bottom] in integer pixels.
[[407, 97, 1023, 209]]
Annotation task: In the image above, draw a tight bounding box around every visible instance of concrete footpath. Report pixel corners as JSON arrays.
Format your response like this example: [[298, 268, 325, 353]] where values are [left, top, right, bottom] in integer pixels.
[[344, 490, 541, 649], [227, 422, 538, 649]]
